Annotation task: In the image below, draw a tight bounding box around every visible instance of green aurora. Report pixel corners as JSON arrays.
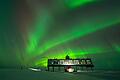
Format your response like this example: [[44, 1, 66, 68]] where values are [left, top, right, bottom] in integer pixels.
[[0, 0, 120, 69]]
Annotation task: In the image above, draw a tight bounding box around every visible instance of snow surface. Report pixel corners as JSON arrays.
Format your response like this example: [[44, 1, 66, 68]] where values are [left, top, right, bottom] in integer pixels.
[[0, 69, 120, 80]]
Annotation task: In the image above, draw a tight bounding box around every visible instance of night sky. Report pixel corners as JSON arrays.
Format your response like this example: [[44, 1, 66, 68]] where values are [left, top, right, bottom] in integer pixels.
[[0, 0, 120, 69]]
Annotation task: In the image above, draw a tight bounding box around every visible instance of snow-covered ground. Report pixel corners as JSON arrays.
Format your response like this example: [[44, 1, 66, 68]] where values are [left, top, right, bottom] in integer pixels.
[[0, 69, 120, 80]]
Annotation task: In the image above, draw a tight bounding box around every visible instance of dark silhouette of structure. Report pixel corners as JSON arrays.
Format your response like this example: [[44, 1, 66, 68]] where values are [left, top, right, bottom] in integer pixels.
[[47, 56, 94, 72], [65, 55, 70, 59]]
